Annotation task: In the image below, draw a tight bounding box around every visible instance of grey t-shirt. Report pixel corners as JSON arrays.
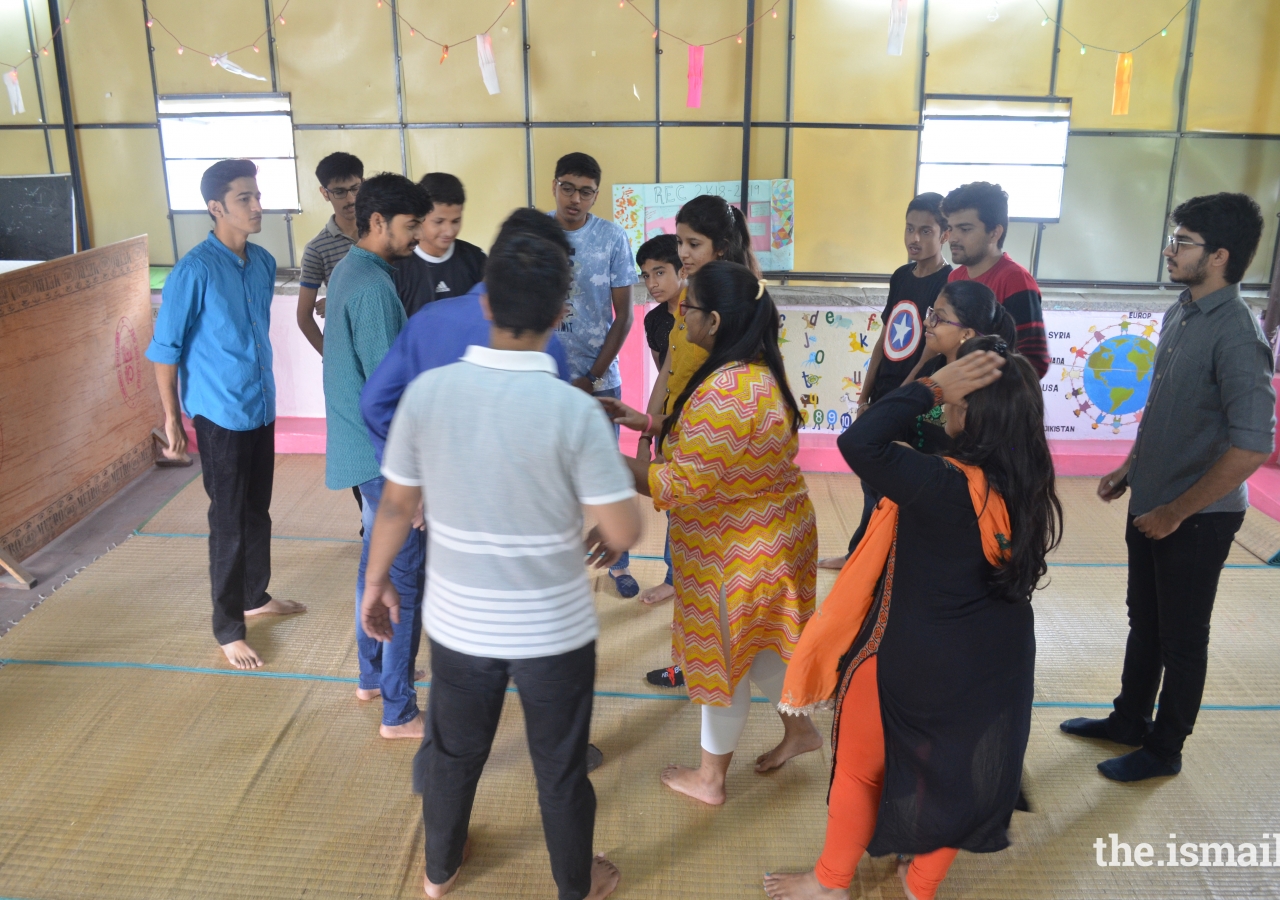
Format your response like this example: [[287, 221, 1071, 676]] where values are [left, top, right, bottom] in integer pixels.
[[1128, 283, 1276, 517], [381, 344, 635, 659]]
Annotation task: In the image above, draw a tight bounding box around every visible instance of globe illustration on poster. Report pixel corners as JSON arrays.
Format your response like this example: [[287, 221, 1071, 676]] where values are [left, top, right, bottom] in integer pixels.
[[1064, 318, 1160, 433]]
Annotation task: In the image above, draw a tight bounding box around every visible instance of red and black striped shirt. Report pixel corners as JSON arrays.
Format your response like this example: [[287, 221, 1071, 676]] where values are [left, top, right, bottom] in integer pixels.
[[948, 253, 1049, 378]]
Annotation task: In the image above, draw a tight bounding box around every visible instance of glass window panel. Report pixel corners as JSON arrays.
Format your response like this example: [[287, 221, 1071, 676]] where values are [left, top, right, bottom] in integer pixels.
[[920, 118, 1069, 165], [157, 96, 291, 115], [165, 158, 299, 211], [918, 163, 1064, 220], [160, 115, 295, 160]]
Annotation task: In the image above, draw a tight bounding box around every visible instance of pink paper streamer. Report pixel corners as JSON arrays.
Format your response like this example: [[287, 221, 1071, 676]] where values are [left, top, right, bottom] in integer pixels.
[[686, 45, 704, 109]]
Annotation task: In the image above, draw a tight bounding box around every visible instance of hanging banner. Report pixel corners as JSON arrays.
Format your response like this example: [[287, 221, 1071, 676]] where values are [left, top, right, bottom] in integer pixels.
[[1112, 51, 1133, 116], [887, 0, 909, 56], [757, 306, 1161, 437], [476, 33, 500, 95], [613, 179, 795, 271], [686, 44, 705, 108]]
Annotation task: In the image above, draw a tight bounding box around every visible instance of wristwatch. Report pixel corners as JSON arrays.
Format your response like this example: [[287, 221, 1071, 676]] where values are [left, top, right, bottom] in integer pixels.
[[591, 375, 607, 391]]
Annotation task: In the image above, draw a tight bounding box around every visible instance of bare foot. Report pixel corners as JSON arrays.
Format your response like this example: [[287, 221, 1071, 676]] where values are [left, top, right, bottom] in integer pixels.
[[639, 583, 676, 606], [898, 861, 921, 900], [762, 870, 849, 900], [358, 670, 425, 700], [245, 596, 308, 617], [661, 763, 726, 805], [817, 555, 848, 571], [424, 839, 471, 898], [756, 715, 823, 773], [586, 853, 621, 900], [380, 712, 426, 740], [220, 640, 263, 670]]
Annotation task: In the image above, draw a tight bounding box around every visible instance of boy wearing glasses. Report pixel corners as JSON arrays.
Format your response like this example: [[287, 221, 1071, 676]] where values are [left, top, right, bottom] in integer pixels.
[[549, 151, 642, 598], [1062, 193, 1274, 782], [393, 172, 488, 318], [297, 152, 364, 356]]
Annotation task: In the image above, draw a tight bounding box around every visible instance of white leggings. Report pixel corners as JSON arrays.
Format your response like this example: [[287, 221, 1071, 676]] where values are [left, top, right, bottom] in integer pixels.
[[700, 647, 788, 755]]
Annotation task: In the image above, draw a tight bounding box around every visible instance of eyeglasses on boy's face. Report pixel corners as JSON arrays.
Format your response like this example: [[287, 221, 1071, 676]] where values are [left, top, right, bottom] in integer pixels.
[[678, 301, 706, 316], [1165, 233, 1207, 254], [555, 180, 598, 201], [324, 182, 362, 199]]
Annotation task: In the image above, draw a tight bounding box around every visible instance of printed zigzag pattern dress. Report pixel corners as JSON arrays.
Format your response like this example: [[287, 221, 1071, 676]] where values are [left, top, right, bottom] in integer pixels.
[[651, 361, 818, 706]]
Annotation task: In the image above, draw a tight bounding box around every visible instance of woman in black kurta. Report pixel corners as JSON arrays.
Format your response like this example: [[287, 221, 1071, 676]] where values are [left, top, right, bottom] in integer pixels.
[[766, 340, 1061, 900]]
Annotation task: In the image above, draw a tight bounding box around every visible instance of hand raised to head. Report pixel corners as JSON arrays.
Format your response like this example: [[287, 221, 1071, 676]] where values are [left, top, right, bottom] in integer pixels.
[[928, 350, 1006, 405]]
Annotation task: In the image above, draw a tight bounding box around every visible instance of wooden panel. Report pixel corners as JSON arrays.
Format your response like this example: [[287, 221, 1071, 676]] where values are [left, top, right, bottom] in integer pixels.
[[0, 132, 53, 176], [0, 238, 163, 562], [924, 0, 1053, 98], [77, 130, 174, 265], [1186, 0, 1280, 134], [276, 1, 398, 124], [658, 126, 740, 183], [63, 0, 159, 123]]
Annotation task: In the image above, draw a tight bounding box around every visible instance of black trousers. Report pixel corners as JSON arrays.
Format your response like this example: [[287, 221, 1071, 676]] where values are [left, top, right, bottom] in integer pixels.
[[1110, 510, 1244, 759], [846, 479, 881, 556], [193, 416, 275, 645], [416, 639, 597, 899]]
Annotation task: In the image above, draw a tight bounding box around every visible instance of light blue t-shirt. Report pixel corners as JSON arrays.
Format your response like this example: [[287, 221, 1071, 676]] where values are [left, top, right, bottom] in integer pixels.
[[550, 212, 638, 390]]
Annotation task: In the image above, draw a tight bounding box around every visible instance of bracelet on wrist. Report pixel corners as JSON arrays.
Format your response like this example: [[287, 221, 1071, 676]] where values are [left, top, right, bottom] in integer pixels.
[[916, 377, 945, 409]]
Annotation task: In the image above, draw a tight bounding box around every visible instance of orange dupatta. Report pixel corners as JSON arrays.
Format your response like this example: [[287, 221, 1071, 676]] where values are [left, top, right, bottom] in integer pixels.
[[778, 459, 1012, 715]]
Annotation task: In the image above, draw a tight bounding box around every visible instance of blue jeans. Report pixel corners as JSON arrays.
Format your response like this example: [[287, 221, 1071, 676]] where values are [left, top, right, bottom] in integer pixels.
[[663, 514, 673, 586], [592, 385, 630, 574], [356, 476, 426, 726]]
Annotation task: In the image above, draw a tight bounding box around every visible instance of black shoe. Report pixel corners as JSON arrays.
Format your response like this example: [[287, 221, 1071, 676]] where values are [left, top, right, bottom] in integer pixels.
[[1060, 716, 1143, 747], [586, 743, 604, 773], [1097, 747, 1182, 782], [646, 665, 684, 688]]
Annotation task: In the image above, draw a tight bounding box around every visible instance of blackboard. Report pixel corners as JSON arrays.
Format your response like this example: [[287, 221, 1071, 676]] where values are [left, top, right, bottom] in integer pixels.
[[0, 175, 76, 262]]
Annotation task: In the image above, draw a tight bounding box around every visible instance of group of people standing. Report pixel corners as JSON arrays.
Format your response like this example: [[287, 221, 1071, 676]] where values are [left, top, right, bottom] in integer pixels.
[[144, 140, 1274, 900]]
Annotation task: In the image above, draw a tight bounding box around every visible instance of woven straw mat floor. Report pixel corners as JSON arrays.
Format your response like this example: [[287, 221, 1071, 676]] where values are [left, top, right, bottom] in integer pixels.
[[1, 455, 1277, 899]]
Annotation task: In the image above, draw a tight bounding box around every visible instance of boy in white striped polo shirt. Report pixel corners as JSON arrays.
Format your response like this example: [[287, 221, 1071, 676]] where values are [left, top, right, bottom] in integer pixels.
[[362, 232, 640, 900]]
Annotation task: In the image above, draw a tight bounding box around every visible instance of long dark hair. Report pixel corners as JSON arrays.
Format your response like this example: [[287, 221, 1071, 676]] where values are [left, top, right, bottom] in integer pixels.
[[675, 194, 762, 277], [951, 335, 1063, 603], [941, 280, 1017, 344], [659, 261, 799, 446]]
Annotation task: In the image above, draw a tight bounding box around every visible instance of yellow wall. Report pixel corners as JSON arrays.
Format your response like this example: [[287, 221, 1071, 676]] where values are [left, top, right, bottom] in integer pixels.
[[0, 0, 1277, 282]]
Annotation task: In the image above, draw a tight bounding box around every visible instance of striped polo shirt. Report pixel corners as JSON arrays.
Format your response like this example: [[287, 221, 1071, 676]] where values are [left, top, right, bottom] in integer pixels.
[[381, 345, 636, 659], [299, 215, 356, 290]]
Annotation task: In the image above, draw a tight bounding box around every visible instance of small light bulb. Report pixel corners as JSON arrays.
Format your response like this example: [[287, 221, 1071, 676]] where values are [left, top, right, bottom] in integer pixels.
[[736, 34, 743, 43], [252, 44, 259, 52], [772, 8, 777, 17], [1079, 44, 1086, 54], [652, 29, 658, 39], [146, 18, 153, 27], [409, 27, 415, 36], [177, 45, 184, 54], [210, 56, 218, 65], [41, 46, 49, 55], [1161, 28, 1167, 36], [278, 15, 285, 24], [618, 0, 624, 7], [1041, 16, 1049, 25], [376, 0, 381, 6], [64, 15, 70, 23]]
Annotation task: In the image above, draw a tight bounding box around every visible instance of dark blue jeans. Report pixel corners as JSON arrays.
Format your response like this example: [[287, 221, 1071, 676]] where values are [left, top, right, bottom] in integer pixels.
[[592, 385, 629, 574], [356, 475, 426, 726], [663, 514, 673, 586]]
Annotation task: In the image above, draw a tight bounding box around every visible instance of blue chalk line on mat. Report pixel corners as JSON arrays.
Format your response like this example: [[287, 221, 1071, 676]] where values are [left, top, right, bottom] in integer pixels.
[[1, 658, 1277, 711]]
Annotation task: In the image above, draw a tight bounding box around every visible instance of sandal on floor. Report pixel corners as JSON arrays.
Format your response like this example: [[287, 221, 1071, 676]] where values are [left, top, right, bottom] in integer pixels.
[[646, 665, 684, 688]]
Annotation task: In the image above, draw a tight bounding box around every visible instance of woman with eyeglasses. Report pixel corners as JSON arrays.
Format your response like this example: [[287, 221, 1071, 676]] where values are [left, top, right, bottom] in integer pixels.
[[764, 337, 1062, 900], [622, 261, 821, 804]]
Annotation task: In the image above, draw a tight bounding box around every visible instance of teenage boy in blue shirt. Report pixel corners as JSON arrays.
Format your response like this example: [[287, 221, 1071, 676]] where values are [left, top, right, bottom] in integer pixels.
[[146, 159, 306, 671], [549, 152, 641, 598]]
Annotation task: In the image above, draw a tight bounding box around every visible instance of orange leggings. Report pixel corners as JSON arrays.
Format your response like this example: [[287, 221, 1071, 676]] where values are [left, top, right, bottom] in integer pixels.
[[814, 655, 958, 900]]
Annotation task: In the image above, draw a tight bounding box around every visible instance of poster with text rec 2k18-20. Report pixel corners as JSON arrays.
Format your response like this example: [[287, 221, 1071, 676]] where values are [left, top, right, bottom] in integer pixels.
[[772, 307, 1161, 438]]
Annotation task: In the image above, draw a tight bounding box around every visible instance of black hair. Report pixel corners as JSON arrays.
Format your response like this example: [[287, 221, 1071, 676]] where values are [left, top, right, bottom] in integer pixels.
[[314, 152, 363, 188], [951, 335, 1063, 604], [200, 158, 258, 221], [1171, 192, 1265, 285], [485, 234, 572, 338], [492, 206, 573, 257], [554, 152, 601, 185], [906, 191, 948, 230], [675, 194, 761, 277], [420, 172, 466, 210], [353, 173, 430, 238], [659, 261, 800, 447], [637, 233, 682, 271], [941, 182, 1009, 249], [938, 280, 1016, 344]]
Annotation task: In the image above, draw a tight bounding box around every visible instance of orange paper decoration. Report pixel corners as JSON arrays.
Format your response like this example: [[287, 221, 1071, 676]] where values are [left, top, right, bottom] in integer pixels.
[[1112, 52, 1133, 116]]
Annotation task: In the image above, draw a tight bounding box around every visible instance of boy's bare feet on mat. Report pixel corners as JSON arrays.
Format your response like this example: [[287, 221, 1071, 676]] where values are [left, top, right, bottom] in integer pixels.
[[381, 711, 425, 740], [220, 640, 262, 669], [763, 870, 849, 899], [586, 853, 621, 899], [638, 583, 675, 606], [661, 763, 726, 806], [357, 669, 426, 700], [424, 839, 471, 898], [245, 597, 308, 617]]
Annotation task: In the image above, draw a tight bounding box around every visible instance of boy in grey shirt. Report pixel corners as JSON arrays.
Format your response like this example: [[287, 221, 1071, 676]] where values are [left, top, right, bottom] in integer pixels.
[[361, 232, 640, 900]]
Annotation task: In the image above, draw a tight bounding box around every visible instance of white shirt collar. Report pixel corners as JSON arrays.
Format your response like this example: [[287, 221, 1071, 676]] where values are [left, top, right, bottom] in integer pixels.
[[461, 344, 558, 375], [414, 242, 456, 265]]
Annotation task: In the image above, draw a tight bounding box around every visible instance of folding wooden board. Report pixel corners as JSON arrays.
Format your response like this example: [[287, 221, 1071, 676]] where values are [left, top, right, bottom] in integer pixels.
[[0, 236, 162, 563]]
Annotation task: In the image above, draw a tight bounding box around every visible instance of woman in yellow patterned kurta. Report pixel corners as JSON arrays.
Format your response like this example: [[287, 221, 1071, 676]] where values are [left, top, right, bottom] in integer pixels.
[[627, 261, 820, 806]]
